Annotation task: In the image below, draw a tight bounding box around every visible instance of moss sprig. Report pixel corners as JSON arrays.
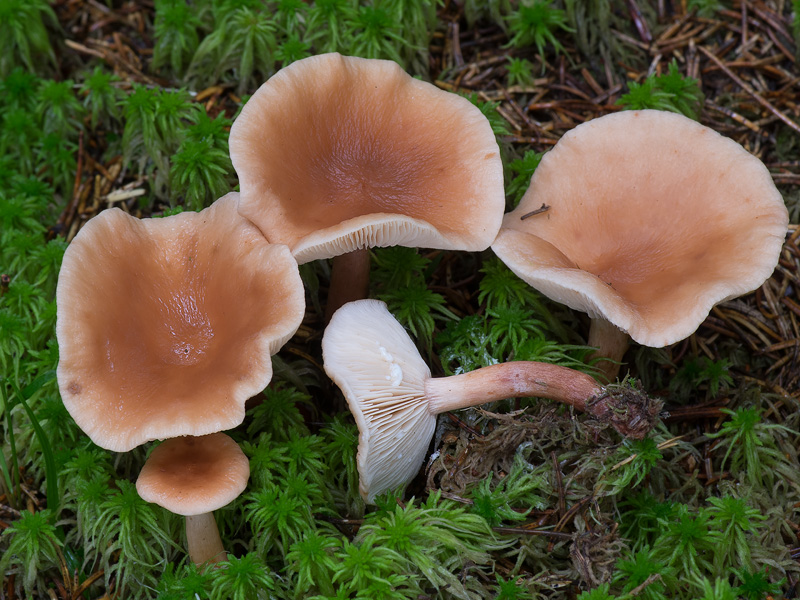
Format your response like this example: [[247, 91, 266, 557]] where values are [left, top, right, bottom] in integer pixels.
[[0, 67, 41, 113], [469, 454, 548, 527], [505, 57, 535, 88], [506, 149, 544, 207], [246, 482, 315, 555], [372, 247, 456, 352], [617, 60, 704, 120], [286, 530, 341, 597], [707, 406, 799, 488], [36, 80, 84, 140], [80, 67, 123, 129], [152, 0, 202, 78], [356, 491, 513, 597], [706, 495, 766, 574], [347, 4, 413, 67], [613, 545, 675, 600], [0, 0, 58, 77], [209, 553, 279, 600], [91, 480, 179, 598], [505, 0, 572, 65], [186, 5, 277, 95], [652, 505, 714, 590], [0, 509, 62, 597]]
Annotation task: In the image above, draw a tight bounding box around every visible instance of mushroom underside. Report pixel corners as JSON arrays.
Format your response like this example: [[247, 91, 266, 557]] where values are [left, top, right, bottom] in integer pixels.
[[322, 299, 435, 503]]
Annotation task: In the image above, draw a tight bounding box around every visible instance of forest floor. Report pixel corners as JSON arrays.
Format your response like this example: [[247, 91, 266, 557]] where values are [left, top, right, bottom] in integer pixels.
[[2, 0, 800, 598]]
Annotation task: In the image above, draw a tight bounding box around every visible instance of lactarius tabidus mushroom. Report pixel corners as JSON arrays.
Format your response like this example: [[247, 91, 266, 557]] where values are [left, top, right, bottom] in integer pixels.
[[229, 53, 505, 317], [136, 433, 249, 565], [492, 110, 788, 381], [322, 300, 661, 503], [56, 193, 305, 452]]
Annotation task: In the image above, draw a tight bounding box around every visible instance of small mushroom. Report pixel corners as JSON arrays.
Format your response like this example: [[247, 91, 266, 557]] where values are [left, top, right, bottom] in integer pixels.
[[322, 300, 660, 503], [56, 193, 306, 452], [229, 53, 505, 316], [136, 433, 249, 565], [492, 110, 788, 381]]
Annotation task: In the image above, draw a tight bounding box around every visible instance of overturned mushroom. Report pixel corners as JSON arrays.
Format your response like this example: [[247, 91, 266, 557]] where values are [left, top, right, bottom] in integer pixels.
[[136, 433, 250, 565], [492, 110, 788, 380], [56, 193, 305, 452], [229, 53, 505, 315], [322, 300, 660, 503]]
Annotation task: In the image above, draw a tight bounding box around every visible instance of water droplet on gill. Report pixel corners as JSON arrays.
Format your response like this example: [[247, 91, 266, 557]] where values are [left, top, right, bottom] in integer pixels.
[[389, 364, 403, 386]]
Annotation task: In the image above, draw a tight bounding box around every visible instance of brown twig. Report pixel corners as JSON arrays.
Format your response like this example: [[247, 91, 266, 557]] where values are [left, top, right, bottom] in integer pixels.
[[699, 45, 800, 135]]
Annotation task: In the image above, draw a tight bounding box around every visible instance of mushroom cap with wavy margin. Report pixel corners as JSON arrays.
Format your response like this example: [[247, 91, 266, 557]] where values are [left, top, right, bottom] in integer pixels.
[[492, 110, 788, 348], [322, 299, 433, 503], [230, 53, 505, 264], [56, 193, 305, 452]]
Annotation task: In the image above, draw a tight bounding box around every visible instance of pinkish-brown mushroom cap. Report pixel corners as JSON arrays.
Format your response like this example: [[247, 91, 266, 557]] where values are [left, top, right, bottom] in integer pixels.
[[136, 433, 250, 515], [56, 193, 305, 452], [492, 110, 788, 347], [229, 53, 504, 264]]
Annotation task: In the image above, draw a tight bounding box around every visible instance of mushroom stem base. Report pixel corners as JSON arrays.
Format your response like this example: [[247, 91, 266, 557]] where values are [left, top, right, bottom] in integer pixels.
[[588, 317, 631, 383], [186, 513, 227, 566], [425, 362, 661, 439], [325, 249, 371, 321]]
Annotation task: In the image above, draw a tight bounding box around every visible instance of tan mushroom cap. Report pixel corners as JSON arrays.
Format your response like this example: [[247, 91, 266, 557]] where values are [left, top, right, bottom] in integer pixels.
[[322, 300, 434, 503], [56, 193, 305, 452], [230, 53, 505, 264], [136, 433, 250, 516], [492, 110, 788, 347]]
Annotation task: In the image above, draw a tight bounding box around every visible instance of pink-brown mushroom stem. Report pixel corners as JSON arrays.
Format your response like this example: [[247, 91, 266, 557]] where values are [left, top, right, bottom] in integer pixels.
[[325, 249, 372, 321], [135, 433, 250, 567], [588, 317, 631, 383], [425, 362, 660, 439], [186, 513, 227, 566]]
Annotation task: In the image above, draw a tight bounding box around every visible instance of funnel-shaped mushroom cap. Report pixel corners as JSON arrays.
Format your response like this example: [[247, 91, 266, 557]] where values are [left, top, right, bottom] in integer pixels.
[[136, 433, 250, 515], [230, 53, 505, 264], [492, 110, 788, 347], [56, 193, 305, 452], [322, 300, 433, 503]]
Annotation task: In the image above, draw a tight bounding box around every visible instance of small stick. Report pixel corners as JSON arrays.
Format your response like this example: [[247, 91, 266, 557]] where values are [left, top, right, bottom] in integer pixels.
[[699, 45, 800, 135], [740, 0, 747, 48], [628, 574, 663, 597], [704, 99, 760, 131], [520, 203, 550, 220], [493, 526, 573, 538], [626, 0, 653, 44], [552, 451, 566, 518]]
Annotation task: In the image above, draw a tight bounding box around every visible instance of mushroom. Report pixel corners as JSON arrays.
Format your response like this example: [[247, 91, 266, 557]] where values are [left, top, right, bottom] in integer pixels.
[[322, 300, 661, 503], [229, 53, 505, 316], [492, 110, 788, 381], [136, 433, 249, 565], [56, 193, 306, 452]]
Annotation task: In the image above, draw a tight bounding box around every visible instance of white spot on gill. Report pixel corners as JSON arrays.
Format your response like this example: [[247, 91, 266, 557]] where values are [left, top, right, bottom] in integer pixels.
[[378, 346, 404, 386], [388, 364, 403, 386]]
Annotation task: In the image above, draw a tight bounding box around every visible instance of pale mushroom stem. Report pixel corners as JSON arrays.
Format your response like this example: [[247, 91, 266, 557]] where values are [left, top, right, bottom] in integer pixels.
[[186, 513, 227, 566], [325, 249, 372, 321], [588, 317, 631, 383], [425, 361, 659, 439]]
